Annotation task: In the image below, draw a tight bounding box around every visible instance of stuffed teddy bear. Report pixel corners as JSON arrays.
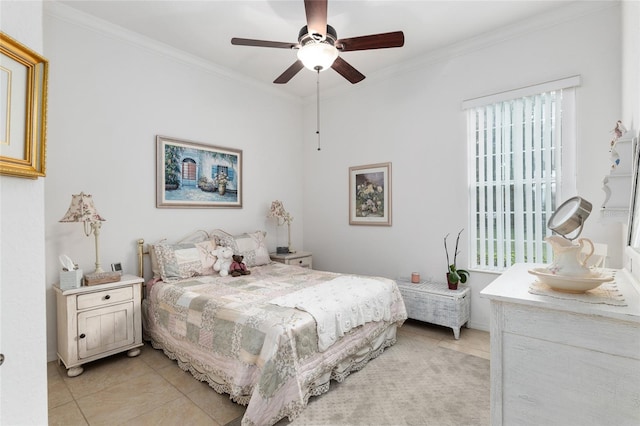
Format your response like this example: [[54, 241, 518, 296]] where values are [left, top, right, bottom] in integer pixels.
[[213, 246, 234, 277], [229, 255, 251, 277]]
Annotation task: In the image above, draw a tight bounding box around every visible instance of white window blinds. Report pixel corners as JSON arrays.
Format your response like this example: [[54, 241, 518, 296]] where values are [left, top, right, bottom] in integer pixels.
[[465, 77, 579, 271]]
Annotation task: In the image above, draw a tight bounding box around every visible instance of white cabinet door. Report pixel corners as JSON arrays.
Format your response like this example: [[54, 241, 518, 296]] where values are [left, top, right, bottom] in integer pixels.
[[77, 302, 134, 359]]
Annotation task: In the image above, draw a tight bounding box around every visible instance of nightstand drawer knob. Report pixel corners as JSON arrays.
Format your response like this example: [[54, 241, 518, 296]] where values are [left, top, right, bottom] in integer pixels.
[[79, 333, 86, 339], [104, 295, 111, 300]]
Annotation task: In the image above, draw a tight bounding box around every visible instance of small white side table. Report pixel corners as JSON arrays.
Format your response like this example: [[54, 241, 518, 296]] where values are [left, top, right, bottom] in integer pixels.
[[395, 279, 470, 339], [270, 251, 313, 269], [54, 274, 143, 377]]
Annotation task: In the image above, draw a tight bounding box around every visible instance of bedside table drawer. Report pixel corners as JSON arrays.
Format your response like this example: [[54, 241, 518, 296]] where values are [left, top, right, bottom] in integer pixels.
[[270, 252, 313, 269], [77, 286, 133, 310], [292, 257, 312, 268]]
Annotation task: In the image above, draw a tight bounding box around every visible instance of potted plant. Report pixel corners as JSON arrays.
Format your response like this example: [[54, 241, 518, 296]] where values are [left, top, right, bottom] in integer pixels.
[[215, 172, 228, 195], [444, 229, 470, 290], [198, 176, 214, 192]]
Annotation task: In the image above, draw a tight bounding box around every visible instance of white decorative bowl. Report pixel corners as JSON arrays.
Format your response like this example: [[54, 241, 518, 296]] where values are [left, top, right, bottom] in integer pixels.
[[528, 267, 614, 293]]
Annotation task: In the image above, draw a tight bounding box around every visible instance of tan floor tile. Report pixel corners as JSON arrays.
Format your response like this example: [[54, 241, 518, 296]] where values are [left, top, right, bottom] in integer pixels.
[[157, 361, 206, 394], [126, 395, 219, 426], [48, 372, 74, 409], [440, 327, 490, 351], [138, 344, 176, 371], [76, 372, 182, 425], [186, 384, 246, 425], [63, 353, 154, 398], [48, 359, 65, 379], [48, 400, 88, 426], [439, 340, 490, 360], [460, 327, 491, 351]]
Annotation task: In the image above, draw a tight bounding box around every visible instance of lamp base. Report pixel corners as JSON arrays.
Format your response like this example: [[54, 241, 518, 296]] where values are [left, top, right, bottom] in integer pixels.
[[276, 246, 291, 254]]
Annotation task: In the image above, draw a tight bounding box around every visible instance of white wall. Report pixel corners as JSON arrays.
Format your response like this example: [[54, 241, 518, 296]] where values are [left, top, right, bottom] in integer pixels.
[[302, 2, 623, 330], [41, 1, 631, 359], [0, 1, 49, 424], [43, 3, 304, 361]]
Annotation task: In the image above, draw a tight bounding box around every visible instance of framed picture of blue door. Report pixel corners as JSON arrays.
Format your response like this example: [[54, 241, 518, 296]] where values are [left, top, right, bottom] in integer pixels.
[[156, 135, 243, 208]]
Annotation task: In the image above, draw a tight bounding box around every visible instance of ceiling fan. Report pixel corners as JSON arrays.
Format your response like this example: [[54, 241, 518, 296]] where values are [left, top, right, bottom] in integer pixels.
[[231, 0, 405, 84]]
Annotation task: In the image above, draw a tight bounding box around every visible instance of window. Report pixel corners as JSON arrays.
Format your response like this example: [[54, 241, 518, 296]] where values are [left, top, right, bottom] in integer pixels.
[[212, 165, 233, 181], [464, 76, 580, 271]]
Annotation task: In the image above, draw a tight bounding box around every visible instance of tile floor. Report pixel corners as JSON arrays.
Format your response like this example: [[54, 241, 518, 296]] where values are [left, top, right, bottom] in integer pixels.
[[48, 321, 489, 425]]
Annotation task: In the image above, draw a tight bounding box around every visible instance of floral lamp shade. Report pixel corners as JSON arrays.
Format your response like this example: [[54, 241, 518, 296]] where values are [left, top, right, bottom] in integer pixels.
[[267, 200, 293, 224], [59, 192, 106, 273], [59, 192, 105, 223]]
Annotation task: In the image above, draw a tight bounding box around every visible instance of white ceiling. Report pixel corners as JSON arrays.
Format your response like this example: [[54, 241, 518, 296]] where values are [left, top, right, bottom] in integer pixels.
[[58, 0, 579, 98]]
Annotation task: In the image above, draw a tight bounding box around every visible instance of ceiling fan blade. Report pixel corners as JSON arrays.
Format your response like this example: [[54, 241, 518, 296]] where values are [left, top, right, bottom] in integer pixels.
[[331, 56, 365, 84], [304, 0, 328, 40], [274, 60, 305, 84], [337, 31, 405, 52], [231, 38, 298, 49]]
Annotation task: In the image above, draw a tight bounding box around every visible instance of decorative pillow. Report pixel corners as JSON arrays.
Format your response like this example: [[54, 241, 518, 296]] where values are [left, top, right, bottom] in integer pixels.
[[148, 239, 168, 279], [148, 230, 211, 279], [210, 229, 270, 267], [194, 239, 217, 275], [154, 239, 217, 282]]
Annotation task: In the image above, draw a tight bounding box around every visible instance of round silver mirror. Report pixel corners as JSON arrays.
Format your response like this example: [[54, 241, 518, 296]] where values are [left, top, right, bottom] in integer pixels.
[[547, 196, 592, 240]]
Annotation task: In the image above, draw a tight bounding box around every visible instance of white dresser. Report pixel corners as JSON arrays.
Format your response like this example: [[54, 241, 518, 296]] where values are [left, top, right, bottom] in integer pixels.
[[481, 263, 640, 425]]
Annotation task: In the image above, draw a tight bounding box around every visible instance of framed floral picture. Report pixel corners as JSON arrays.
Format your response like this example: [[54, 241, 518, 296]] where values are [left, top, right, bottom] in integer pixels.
[[349, 162, 392, 226], [156, 135, 242, 208]]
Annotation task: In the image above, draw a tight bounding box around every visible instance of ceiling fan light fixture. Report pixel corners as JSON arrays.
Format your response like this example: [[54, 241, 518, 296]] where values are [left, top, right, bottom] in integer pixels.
[[297, 42, 338, 71]]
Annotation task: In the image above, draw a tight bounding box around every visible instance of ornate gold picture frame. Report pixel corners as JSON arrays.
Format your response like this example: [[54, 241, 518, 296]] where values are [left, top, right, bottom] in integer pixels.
[[0, 32, 48, 178]]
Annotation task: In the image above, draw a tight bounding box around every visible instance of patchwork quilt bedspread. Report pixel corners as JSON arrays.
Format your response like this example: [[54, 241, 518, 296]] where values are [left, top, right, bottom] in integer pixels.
[[143, 262, 407, 426]]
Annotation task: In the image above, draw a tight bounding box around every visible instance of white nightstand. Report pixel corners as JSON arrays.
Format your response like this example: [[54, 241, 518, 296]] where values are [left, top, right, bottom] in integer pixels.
[[395, 278, 470, 339], [54, 274, 144, 377], [270, 251, 313, 269]]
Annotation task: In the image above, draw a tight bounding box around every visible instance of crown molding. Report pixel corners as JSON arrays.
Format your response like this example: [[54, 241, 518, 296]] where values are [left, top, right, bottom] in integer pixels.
[[44, 0, 616, 105], [44, 1, 302, 104], [308, 0, 619, 104]]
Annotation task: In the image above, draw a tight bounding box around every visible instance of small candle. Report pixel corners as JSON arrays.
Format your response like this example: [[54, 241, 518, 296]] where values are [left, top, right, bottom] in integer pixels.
[[411, 272, 420, 283]]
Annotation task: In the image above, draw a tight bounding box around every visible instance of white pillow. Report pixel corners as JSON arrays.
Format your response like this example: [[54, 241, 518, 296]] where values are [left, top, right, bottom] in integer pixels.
[[148, 230, 212, 279], [153, 239, 217, 282]]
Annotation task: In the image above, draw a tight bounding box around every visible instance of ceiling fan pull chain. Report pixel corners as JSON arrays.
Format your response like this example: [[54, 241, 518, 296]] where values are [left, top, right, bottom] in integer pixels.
[[316, 67, 321, 151]]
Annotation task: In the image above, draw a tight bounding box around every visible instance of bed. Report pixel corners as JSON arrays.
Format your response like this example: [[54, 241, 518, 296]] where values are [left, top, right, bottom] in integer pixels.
[[137, 229, 407, 426]]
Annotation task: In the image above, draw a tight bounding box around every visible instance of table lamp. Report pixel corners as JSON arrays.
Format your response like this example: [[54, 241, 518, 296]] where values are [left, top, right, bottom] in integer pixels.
[[59, 192, 106, 273], [268, 200, 293, 254]]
